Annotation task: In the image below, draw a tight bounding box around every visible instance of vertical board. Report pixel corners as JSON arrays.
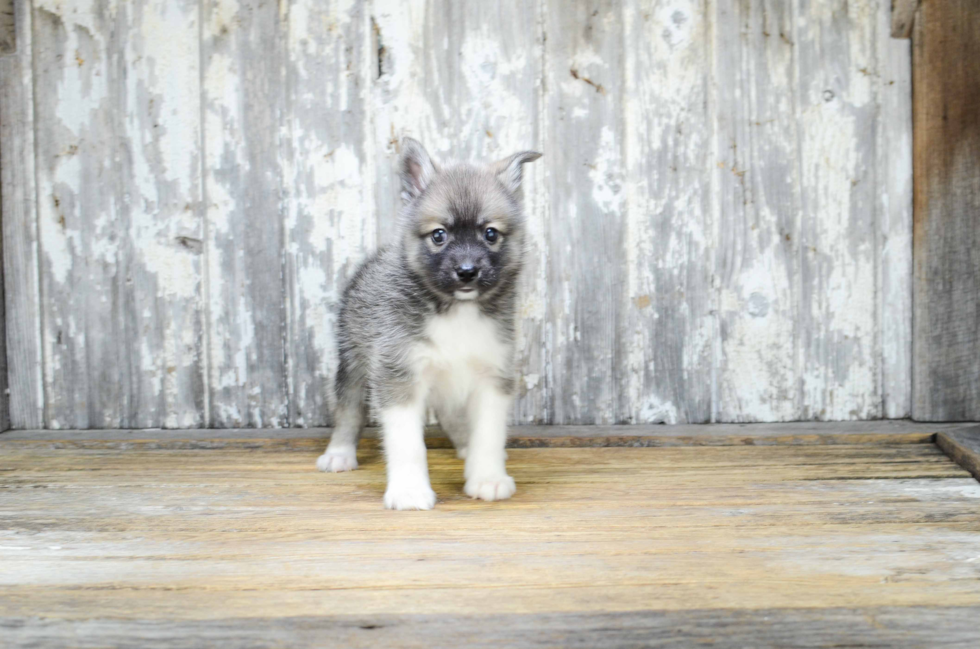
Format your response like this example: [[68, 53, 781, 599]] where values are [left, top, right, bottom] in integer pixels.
[[622, 0, 713, 424], [1, 0, 44, 428], [0, 164, 6, 431], [370, 0, 543, 422], [511, 6, 549, 425], [795, 0, 880, 420], [713, 0, 803, 422], [428, 1, 543, 423], [202, 0, 288, 427], [0, 0, 8, 427], [369, 0, 442, 249], [876, 0, 912, 419], [543, 0, 626, 424], [32, 0, 205, 428], [281, 0, 375, 427], [912, 0, 980, 421]]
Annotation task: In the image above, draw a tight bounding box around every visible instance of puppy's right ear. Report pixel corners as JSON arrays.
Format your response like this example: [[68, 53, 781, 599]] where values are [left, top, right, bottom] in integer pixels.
[[399, 138, 437, 203]]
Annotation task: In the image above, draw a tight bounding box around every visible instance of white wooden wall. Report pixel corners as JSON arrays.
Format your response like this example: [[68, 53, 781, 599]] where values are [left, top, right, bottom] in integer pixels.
[[1, 0, 912, 429]]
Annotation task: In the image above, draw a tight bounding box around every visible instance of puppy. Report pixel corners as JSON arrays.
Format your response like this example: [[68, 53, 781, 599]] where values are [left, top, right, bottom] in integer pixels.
[[315, 138, 541, 510]]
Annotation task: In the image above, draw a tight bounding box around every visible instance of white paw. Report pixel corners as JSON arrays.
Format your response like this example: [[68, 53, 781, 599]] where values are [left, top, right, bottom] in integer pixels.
[[316, 447, 358, 472], [464, 474, 516, 501], [455, 446, 468, 460], [384, 475, 437, 511]]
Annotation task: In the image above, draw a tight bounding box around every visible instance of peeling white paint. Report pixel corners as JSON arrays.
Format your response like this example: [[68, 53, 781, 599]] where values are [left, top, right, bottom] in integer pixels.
[[589, 126, 623, 217], [639, 396, 679, 425]]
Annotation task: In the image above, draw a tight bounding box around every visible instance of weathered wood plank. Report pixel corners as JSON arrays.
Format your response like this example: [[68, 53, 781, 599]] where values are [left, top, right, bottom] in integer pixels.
[[369, 0, 436, 249], [369, 0, 543, 423], [428, 1, 543, 424], [0, 167, 6, 433], [122, 0, 206, 428], [0, 0, 43, 428], [362, 0, 440, 423], [877, 0, 913, 419], [912, 0, 980, 421], [0, 0, 7, 431], [281, 0, 375, 427], [713, 0, 802, 422], [890, 0, 919, 39], [4, 607, 979, 649], [31, 0, 205, 428], [795, 0, 880, 420], [369, 0, 496, 242], [202, 0, 289, 427], [543, 0, 626, 424], [514, 22, 551, 425], [620, 1, 712, 424], [936, 427, 980, 483]]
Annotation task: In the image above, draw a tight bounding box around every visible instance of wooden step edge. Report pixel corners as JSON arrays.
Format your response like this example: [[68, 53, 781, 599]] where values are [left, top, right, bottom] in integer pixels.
[[2, 422, 977, 450], [936, 426, 980, 482]]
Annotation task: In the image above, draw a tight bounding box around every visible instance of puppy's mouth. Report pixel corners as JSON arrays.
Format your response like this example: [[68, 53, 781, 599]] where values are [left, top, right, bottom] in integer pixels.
[[453, 286, 479, 300]]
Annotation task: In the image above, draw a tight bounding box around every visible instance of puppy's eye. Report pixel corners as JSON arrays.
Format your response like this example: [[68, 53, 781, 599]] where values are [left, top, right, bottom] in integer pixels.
[[431, 229, 447, 245], [484, 227, 500, 244]]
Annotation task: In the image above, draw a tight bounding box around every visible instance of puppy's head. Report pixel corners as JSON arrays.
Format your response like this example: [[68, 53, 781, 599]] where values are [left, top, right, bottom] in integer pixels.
[[397, 138, 541, 303]]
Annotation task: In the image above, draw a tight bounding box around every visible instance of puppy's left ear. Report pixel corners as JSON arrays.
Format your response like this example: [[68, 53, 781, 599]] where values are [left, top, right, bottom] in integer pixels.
[[491, 150, 543, 194]]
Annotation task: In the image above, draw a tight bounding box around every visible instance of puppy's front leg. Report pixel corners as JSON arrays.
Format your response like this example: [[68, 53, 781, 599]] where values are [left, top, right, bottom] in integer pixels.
[[464, 386, 515, 501], [381, 400, 437, 511]]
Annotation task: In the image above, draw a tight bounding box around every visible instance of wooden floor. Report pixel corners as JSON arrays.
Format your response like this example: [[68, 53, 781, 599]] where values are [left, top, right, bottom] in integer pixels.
[[2, 425, 980, 647]]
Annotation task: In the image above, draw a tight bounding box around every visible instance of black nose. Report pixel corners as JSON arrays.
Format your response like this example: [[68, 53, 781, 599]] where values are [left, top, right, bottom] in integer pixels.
[[455, 264, 478, 283]]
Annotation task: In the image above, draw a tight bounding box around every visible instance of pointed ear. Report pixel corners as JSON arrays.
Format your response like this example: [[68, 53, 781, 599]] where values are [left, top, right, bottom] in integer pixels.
[[399, 137, 438, 203], [491, 150, 543, 194]]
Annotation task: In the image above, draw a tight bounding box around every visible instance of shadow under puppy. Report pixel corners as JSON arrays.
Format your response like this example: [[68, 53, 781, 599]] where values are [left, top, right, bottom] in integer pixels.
[[316, 138, 542, 510]]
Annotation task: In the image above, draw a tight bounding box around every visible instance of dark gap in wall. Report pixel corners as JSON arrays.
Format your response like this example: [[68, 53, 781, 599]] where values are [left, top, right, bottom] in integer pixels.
[[371, 16, 385, 80]]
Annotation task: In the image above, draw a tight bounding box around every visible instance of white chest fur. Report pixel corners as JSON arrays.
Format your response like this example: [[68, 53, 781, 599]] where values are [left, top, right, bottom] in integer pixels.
[[414, 303, 509, 393]]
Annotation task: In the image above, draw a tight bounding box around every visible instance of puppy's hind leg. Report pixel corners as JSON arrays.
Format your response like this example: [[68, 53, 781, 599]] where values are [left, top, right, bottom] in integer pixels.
[[440, 408, 470, 460], [317, 361, 366, 473], [432, 394, 470, 459]]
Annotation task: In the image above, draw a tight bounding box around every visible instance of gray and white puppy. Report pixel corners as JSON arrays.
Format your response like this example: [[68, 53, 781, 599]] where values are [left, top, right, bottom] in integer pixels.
[[316, 138, 541, 510]]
